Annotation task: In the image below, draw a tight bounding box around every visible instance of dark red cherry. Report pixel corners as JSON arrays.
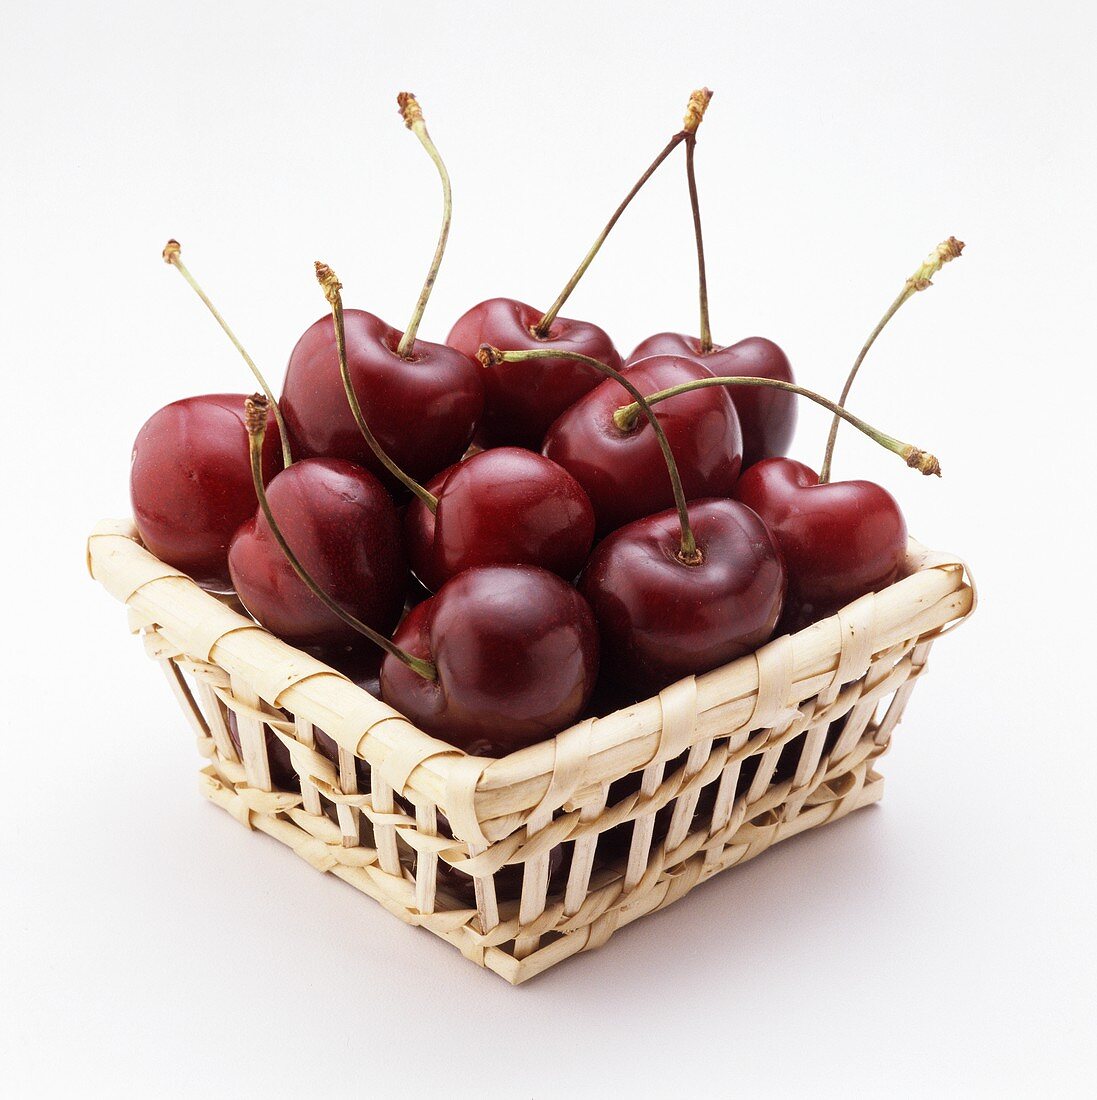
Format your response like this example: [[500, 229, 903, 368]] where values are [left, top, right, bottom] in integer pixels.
[[627, 334, 796, 467], [280, 309, 484, 490], [403, 448, 595, 592], [542, 355, 743, 536], [733, 457, 907, 629], [580, 498, 785, 695], [130, 394, 283, 591], [379, 565, 599, 756], [447, 298, 622, 449], [228, 457, 406, 650]]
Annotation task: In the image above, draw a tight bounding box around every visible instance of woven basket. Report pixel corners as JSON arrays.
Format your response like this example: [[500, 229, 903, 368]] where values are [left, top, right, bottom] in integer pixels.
[[87, 517, 974, 984]]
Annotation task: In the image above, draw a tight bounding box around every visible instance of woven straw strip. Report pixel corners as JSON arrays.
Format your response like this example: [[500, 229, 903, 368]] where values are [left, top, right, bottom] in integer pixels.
[[654, 678, 698, 763], [750, 635, 796, 730], [529, 717, 594, 821]]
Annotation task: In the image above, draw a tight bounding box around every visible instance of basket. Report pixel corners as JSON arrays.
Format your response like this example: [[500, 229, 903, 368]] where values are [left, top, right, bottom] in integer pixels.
[[87, 517, 974, 984]]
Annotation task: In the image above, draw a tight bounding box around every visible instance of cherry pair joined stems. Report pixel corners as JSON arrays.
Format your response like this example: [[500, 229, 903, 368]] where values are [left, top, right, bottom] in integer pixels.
[[534, 88, 713, 338], [480, 347, 941, 568], [818, 235, 964, 483]]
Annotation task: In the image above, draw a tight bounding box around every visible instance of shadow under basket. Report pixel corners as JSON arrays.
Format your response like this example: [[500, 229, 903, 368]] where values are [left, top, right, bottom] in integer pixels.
[[88, 519, 975, 985]]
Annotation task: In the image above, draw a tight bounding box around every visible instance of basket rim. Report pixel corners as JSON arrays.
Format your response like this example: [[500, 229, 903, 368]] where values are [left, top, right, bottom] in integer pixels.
[[88, 518, 974, 840]]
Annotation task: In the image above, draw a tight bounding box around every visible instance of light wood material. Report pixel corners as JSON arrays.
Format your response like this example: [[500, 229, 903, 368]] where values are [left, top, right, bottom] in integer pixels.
[[88, 519, 974, 984]]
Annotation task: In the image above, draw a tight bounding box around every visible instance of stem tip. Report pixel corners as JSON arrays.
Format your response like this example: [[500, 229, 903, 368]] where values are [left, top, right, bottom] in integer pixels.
[[397, 91, 424, 128], [907, 236, 966, 293], [683, 88, 714, 134], [244, 393, 269, 436], [314, 260, 342, 304], [904, 447, 942, 477], [162, 239, 181, 264], [477, 343, 502, 367]]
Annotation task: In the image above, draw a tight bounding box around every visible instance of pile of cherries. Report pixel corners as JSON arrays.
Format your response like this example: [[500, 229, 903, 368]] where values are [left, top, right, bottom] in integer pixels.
[[131, 91, 962, 760]]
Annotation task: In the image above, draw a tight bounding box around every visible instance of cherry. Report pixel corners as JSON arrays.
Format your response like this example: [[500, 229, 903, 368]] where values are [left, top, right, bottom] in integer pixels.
[[228, 450, 406, 650], [281, 308, 483, 490], [131, 393, 282, 591], [447, 89, 714, 449], [379, 566, 600, 757], [135, 240, 290, 590], [731, 236, 963, 630], [447, 299, 622, 450], [628, 334, 795, 466], [538, 353, 743, 536], [625, 119, 796, 465], [733, 458, 907, 630], [280, 94, 484, 489], [403, 447, 595, 592], [580, 498, 786, 694]]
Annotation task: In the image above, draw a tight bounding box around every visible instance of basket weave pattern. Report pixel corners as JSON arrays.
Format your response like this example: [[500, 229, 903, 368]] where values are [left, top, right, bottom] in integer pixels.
[[88, 518, 974, 984]]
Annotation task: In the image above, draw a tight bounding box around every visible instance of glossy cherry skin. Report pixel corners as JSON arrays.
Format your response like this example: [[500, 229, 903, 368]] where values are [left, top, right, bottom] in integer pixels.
[[580, 498, 785, 695], [228, 458, 407, 650], [280, 309, 484, 490], [380, 565, 600, 757], [733, 458, 908, 630], [542, 355, 743, 537], [447, 297, 623, 449], [628, 334, 796, 467], [131, 394, 283, 591], [403, 447, 596, 592]]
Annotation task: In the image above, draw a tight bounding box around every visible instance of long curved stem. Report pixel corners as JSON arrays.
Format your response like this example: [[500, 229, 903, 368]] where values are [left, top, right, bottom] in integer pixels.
[[819, 235, 964, 483], [534, 88, 714, 337], [163, 240, 292, 468], [315, 263, 438, 512], [478, 346, 702, 563], [614, 376, 941, 476], [395, 93, 452, 359], [684, 133, 712, 352], [243, 395, 437, 680]]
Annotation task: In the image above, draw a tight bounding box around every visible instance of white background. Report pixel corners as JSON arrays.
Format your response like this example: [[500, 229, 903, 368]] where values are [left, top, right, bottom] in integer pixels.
[[2, 1, 1094, 1095]]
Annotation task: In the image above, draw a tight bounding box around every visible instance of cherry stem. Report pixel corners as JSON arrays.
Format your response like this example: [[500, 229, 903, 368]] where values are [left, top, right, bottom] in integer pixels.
[[162, 240, 292, 469], [243, 394, 437, 681], [314, 262, 439, 512], [818, 236, 964, 484], [613, 376, 942, 477], [534, 88, 714, 338], [684, 133, 713, 352], [478, 346, 702, 563], [395, 93, 452, 359]]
